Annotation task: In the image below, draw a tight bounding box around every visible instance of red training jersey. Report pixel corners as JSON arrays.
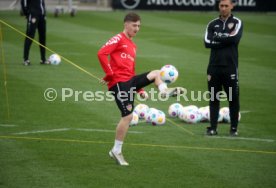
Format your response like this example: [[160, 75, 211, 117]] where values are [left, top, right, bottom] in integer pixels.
[[97, 32, 137, 89]]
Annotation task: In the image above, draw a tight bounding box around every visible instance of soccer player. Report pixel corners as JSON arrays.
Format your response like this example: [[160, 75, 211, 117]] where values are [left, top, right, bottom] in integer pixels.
[[98, 12, 184, 166], [204, 0, 243, 136], [21, 0, 48, 65]]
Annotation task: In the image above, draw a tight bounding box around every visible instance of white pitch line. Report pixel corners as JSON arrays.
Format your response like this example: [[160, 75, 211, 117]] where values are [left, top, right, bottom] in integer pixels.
[[0, 124, 17, 127], [13, 128, 144, 135], [208, 136, 274, 143], [76, 128, 144, 134], [13, 128, 70, 135], [10, 128, 274, 143]]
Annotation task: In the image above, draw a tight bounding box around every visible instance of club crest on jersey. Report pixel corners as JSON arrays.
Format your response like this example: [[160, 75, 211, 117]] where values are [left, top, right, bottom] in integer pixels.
[[126, 104, 133, 112], [228, 23, 234, 30]]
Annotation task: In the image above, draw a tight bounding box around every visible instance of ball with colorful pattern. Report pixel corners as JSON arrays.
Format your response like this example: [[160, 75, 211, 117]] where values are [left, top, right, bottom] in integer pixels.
[[134, 104, 149, 119], [151, 110, 166, 126], [49, 54, 61, 65], [160, 65, 179, 84], [168, 103, 184, 118]]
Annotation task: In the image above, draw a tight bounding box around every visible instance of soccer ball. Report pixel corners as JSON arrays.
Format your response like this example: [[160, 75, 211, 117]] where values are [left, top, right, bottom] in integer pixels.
[[220, 107, 241, 123], [179, 106, 201, 124], [198, 106, 209, 122], [178, 108, 197, 124], [49, 54, 61, 65], [130, 112, 139, 126], [217, 110, 224, 123], [220, 107, 230, 122], [185, 105, 199, 112], [177, 107, 185, 119], [168, 103, 183, 118], [145, 108, 159, 123], [160, 65, 179, 84], [179, 105, 199, 120], [134, 104, 149, 119], [151, 110, 166, 126], [184, 110, 201, 124]]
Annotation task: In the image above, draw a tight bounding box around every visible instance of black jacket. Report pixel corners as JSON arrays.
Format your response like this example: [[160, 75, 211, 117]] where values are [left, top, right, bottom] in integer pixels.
[[204, 14, 243, 68], [21, 0, 46, 17]]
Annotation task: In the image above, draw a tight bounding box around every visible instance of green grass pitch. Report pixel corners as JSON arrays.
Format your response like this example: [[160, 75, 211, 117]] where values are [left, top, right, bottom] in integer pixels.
[[0, 10, 276, 187]]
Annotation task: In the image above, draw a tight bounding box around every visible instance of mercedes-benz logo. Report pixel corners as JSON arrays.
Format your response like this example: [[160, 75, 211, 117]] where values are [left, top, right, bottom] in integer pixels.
[[121, 0, 140, 9]]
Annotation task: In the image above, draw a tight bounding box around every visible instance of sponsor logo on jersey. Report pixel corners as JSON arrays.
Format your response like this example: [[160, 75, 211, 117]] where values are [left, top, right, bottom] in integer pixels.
[[215, 25, 220, 28], [121, 53, 135, 62]]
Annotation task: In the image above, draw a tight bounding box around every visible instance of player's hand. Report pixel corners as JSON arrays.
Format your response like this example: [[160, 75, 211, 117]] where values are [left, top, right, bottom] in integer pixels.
[[138, 91, 149, 100], [22, 9, 30, 18], [99, 78, 108, 85]]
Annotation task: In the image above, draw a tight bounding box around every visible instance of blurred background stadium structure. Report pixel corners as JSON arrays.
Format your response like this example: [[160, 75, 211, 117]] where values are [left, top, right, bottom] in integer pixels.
[[1, 0, 275, 13], [0, 0, 112, 14]]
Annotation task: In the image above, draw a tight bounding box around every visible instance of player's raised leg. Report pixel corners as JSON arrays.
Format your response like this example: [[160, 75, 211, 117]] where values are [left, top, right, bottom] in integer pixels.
[[146, 70, 185, 97]]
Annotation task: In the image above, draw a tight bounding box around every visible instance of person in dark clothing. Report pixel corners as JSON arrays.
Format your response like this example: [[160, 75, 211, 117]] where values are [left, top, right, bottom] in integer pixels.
[[21, 0, 48, 65], [204, 0, 243, 136]]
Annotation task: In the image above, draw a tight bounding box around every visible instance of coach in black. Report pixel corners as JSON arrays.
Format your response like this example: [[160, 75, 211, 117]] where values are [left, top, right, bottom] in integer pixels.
[[21, 0, 48, 65], [204, 0, 243, 136]]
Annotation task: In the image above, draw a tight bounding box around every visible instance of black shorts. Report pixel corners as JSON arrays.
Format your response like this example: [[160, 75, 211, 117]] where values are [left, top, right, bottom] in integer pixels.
[[109, 72, 154, 117]]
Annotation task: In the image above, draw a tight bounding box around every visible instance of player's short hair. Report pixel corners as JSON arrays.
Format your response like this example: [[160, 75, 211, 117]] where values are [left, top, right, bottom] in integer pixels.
[[124, 12, 141, 23]]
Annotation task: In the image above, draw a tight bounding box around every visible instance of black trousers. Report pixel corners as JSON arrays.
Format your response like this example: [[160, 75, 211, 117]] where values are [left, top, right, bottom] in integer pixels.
[[23, 14, 46, 61], [207, 65, 240, 130]]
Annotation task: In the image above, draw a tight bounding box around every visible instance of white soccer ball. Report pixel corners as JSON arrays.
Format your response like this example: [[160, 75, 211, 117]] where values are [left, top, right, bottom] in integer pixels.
[[220, 107, 241, 123], [220, 107, 230, 122], [130, 112, 139, 126], [151, 110, 166, 126], [182, 110, 201, 124], [160, 65, 179, 84], [49, 54, 61, 65], [145, 108, 159, 123], [177, 105, 192, 119], [185, 105, 199, 112], [168, 103, 183, 118], [218, 110, 224, 123], [198, 106, 209, 122], [134, 104, 149, 119], [177, 107, 185, 120]]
